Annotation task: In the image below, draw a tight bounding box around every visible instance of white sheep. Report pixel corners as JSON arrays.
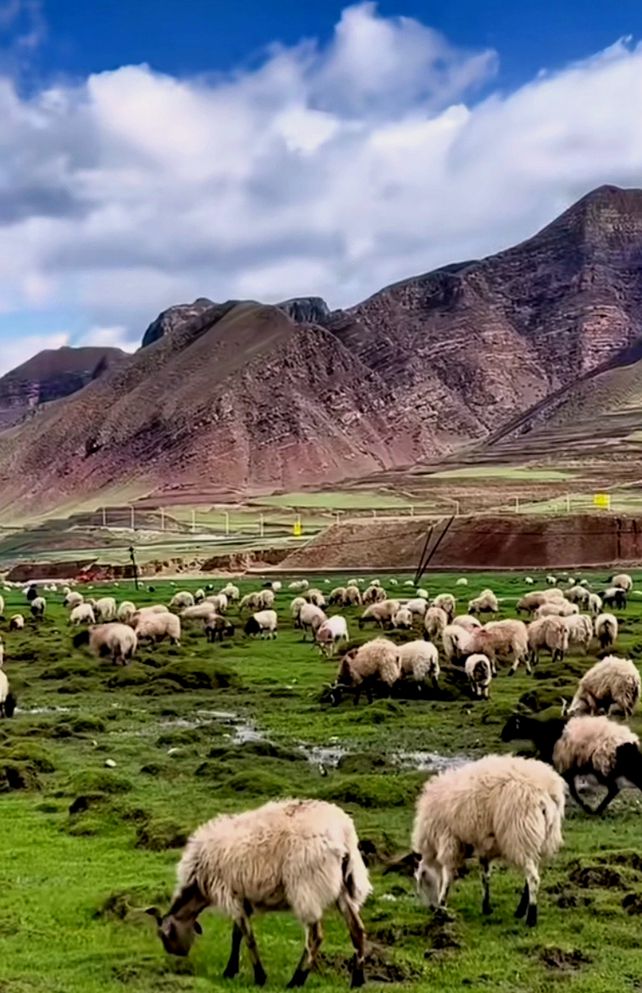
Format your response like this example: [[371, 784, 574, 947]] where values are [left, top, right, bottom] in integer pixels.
[[73, 623, 138, 664], [546, 575, 557, 586], [306, 589, 326, 609], [468, 589, 498, 617], [563, 614, 593, 652], [150, 798, 371, 988], [240, 592, 262, 612], [9, 614, 24, 631], [416, 588, 429, 600], [328, 586, 347, 606], [527, 616, 569, 668], [64, 591, 84, 608], [432, 593, 455, 621], [332, 637, 400, 705], [424, 606, 449, 641], [554, 716, 641, 813], [117, 600, 137, 623], [221, 583, 240, 602], [95, 596, 117, 622], [358, 600, 400, 629], [135, 612, 181, 646], [290, 596, 307, 627], [535, 600, 578, 618], [182, 604, 219, 622], [568, 655, 641, 719], [465, 653, 493, 699], [203, 593, 229, 613], [412, 754, 565, 926], [398, 641, 439, 689], [450, 614, 482, 632], [588, 593, 603, 617], [244, 610, 278, 639], [0, 668, 16, 717], [393, 607, 413, 630], [595, 612, 618, 650], [455, 577, 468, 586], [442, 624, 469, 664], [30, 596, 46, 619], [525, 577, 534, 585], [344, 586, 362, 607], [315, 616, 349, 657], [170, 591, 195, 609], [194, 588, 206, 603], [612, 573, 633, 593], [566, 585, 590, 608], [464, 620, 529, 674], [259, 589, 276, 610], [299, 603, 326, 640], [362, 584, 386, 605], [405, 597, 428, 617], [516, 590, 564, 614], [70, 603, 96, 626]]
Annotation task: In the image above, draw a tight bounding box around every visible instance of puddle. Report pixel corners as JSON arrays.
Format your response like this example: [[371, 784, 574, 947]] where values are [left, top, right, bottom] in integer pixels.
[[393, 750, 469, 773], [16, 706, 71, 715], [300, 744, 348, 768]]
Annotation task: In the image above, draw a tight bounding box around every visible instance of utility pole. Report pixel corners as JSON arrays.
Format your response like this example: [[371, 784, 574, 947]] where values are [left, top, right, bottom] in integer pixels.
[[130, 505, 135, 531], [259, 513, 265, 538], [102, 506, 106, 527], [160, 507, 165, 531], [191, 509, 196, 534], [129, 545, 140, 591], [224, 511, 230, 536]]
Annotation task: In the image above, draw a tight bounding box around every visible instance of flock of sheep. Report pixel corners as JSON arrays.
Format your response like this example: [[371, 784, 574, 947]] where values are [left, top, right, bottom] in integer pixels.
[[0, 569, 641, 987]]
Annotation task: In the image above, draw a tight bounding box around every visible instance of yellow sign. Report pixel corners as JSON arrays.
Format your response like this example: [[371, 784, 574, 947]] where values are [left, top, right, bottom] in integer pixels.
[[293, 521, 302, 537], [593, 493, 610, 510]]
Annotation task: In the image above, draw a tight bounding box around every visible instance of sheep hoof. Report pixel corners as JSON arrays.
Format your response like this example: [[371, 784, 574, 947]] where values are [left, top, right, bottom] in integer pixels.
[[286, 970, 308, 988], [526, 905, 538, 927], [350, 961, 365, 988], [223, 966, 239, 980], [253, 967, 268, 986], [482, 900, 492, 916]]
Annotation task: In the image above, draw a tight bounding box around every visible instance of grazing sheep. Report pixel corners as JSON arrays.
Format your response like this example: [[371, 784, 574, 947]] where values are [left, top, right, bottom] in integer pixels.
[[588, 593, 603, 617], [135, 604, 170, 617], [398, 641, 439, 690], [468, 589, 498, 617], [203, 594, 228, 614], [455, 578, 468, 587], [328, 587, 347, 606], [424, 606, 448, 641], [595, 612, 618, 650], [358, 600, 400, 629], [432, 593, 456, 621], [567, 655, 641, 719], [182, 604, 219, 622], [299, 603, 327, 640], [70, 603, 96, 626], [170, 591, 195, 609], [535, 600, 578, 618], [525, 577, 534, 585], [93, 596, 116, 622], [288, 580, 309, 592], [502, 713, 642, 815], [417, 588, 429, 599], [9, 614, 24, 631], [563, 614, 593, 652], [315, 616, 349, 657], [290, 596, 307, 628], [566, 586, 590, 608], [412, 754, 565, 926], [363, 585, 386, 605], [612, 573, 633, 593], [30, 596, 46, 619], [194, 588, 206, 603], [527, 616, 569, 668], [393, 607, 414, 630], [331, 637, 401, 706], [465, 653, 493, 699], [602, 587, 627, 610], [73, 623, 138, 664], [240, 592, 262, 612], [546, 575, 557, 585], [270, 581, 282, 593], [258, 590, 275, 610], [117, 600, 137, 623], [305, 589, 326, 609], [64, 591, 84, 608], [149, 798, 371, 989], [450, 614, 482, 632], [135, 612, 181, 647], [347, 579, 359, 588], [516, 590, 563, 614], [405, 598, 428, 618], [464, 620, 529, 675], [0, 669, 16, 717], [244, 610, 278, 639], [204, 616, 236, 643], [344, 586, 362, 607], [221, 584, 240, 603], [442, 624, 469, 665]]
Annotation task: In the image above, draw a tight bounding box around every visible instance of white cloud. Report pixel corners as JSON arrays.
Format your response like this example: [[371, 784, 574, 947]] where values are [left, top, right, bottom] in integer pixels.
[[0, 3, 641, 362]]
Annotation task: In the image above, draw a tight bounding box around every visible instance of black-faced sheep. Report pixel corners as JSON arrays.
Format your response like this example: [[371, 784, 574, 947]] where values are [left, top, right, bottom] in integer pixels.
[[567, 655, 640, 719], [602, 587, 627, 610], [204, 616, 236, 642], [148, 798, 371, 988], [502, 712, 642, 815], [244, 610, 278, 639], [0, 669, 16, 718], [9, 614, 24, 631], [411, 754, 565, 926], [465, 653, 493, 699], [331, 638, 400, 706], [30, 596, 46, 619], [315, 616, 349, 657]]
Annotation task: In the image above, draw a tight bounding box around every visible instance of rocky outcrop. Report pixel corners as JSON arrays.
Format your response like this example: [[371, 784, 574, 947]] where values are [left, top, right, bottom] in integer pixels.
[[141, 297, 219, 347], [277, 297, 332, 326]]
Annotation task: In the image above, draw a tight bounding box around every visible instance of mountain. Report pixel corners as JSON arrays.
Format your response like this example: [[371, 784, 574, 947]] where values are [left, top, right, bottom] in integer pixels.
[[0, 346, 127, 431], [1, 184, 642, 518]]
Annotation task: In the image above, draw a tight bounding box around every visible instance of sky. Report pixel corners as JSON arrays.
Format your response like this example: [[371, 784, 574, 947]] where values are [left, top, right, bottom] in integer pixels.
[[1, 0, 642, 374]]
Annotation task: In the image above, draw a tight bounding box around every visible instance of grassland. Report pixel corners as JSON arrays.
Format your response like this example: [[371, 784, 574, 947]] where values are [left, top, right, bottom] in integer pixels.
[[428, 466, 575, 482], [3, 571, 642, 993]]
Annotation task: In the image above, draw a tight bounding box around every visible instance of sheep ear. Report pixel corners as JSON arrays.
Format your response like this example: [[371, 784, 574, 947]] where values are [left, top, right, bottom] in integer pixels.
[[193, 920, 203, 934], [144, 906, 163, 924]]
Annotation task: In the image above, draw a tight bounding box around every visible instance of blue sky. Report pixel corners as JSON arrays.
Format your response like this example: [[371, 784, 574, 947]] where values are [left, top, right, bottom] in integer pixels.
[[1, 0, 642, 372]]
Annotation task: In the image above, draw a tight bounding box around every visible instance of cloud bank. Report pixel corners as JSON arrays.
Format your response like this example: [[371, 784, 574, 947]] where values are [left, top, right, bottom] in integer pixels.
[[1, 3, 642, 374]]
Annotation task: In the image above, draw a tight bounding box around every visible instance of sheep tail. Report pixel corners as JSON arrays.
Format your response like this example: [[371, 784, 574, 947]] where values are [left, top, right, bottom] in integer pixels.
[[540, 792, 565, 859], [341, 824, 372, 907]]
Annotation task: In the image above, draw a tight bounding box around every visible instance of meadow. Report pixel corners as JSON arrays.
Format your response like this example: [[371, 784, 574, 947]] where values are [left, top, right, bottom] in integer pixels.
[[3, 571, 642, 993]]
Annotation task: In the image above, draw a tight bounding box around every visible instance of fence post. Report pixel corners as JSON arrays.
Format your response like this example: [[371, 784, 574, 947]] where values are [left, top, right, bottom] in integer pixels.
[[191, 509, 196, 534], [160, 507, 165, 531], [259, 514, 264, 538], [102, 506, 106, 527], [224, 511, 230, 536], [566, 494, 570, 513], [130, 505, 135, 531], [515, 496, 519, 514]]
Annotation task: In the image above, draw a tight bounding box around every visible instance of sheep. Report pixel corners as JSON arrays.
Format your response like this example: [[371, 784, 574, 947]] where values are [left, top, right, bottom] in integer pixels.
[[315, 616, 349, 657], [358, 600, 399, 629], [525, 577, 534, 585], [135, 612, 182, 647], [516, 590, 563, 614], [465, 653, 493, 699], [240, 592, 262, 612], [9, 614, 24, 631], [0, 669, 16, 718], [393, 607, 414, 630], [535, 600, 578, 618], [424, 606, 448, 641], [527, 616, 569, 667], [405, 597, 428, 618], [135, 604, 170, 616], [117, 600, 137, 623], [455, 577, 468, 586], [412, 754, 565, 926], [468, 589, 498, 617], [450, 614, 482, 632], [64, 591, 84, 608], [567, 655, 641, 719], [170, 591, 195, 609], [464, 620, 529, 675], [363, 585, 386, 605], [221, 583, 240, 603], [344, 586, 362, 607], [306, 589, 326, 609], [328, 586, 347, 605], [588, 593, 603, 617], [602, 587, 627, 610], [92, 596, 116, 622], [502, 713, 642, 815], [290, 596, 307, 627], [347, 579, 359, 588], [203, 594, 228, 613], [331, 637, 400, 706], [194, 588, 206, 603], [370, 580, 382, 588], [149, 798, 371, 989], [0, 594, 3, 617], [442, 624, 469, 664], [73, 623, 138, 664], [417, 588, 429, 599], [70, 603, 96, 626], [288, 579, 309, 591], [398, 641, 439, 690], [563, 614, 593, 652], [204, 616, 236, 643], [432, 593, 455, 621], [182, 604, 219, 622], [546, 575, 557, 585], [244, 610, 278, 639], [259, 589, 275, 610], [299, 604, 326, 641], [612, 573, 633, 593], [566, 585, 590, 608], [270, 581, 282, 593], [30, 596, 46, 619], [595, 612, 618, 650]]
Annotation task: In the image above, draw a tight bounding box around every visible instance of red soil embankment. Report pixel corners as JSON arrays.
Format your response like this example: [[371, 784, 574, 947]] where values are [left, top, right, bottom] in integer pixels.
[[281, 514, 642, 570]]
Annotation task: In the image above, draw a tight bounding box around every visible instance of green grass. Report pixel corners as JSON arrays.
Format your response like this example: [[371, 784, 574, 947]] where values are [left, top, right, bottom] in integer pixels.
[[429, 466, 574, 482], [2, 569, 642, 991], [252, 491, 422, 510]]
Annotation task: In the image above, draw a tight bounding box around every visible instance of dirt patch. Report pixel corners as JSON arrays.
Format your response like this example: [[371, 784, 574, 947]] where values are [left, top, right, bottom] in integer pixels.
[[319, 947, 423, 984], [622, 893, 642, 915], [535, 946, 592, 971], [569, 863, 628, 889]]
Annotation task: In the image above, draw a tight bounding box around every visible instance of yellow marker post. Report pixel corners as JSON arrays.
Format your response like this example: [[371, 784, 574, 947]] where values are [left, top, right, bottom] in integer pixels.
[[593, 493, 611, 510], [293, 520, 302, 538]]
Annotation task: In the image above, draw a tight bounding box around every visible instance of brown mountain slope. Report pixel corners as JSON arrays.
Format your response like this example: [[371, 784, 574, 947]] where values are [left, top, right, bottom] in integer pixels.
[[0, 302, 433, 519], [0, 346, 126, 430]]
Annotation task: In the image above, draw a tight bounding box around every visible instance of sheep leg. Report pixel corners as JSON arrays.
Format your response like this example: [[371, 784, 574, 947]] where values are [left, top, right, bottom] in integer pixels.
[[238, 910, 267, 986], [593, 782, 620, 816], [437, 865, 453, 906], [480, 858, 492, 915], [566, 775, 598, 815], [286, 921, 323, 988], [337, 894, 367, 989], [514, 883, 529, 919], [524, 861, 540, 926], [223, 922, 243, 979]]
